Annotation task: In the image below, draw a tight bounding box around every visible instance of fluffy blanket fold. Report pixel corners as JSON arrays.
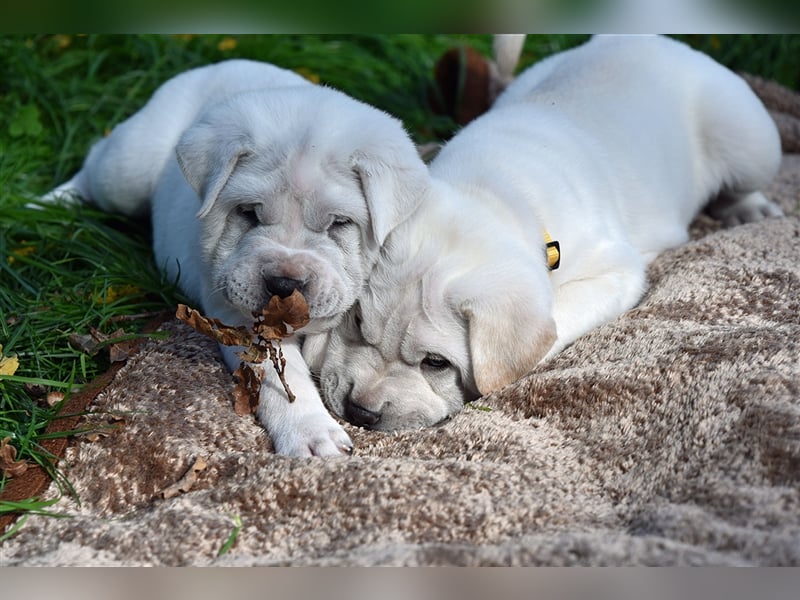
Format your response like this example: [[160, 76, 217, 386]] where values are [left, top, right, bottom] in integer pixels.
[[2, 152, 799, 565]]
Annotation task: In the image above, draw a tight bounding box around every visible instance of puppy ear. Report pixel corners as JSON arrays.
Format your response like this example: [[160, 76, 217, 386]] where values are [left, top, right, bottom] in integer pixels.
[[176, 121, 254, 218], [352, 150, 429, 247], [460, 281, 557, 396]]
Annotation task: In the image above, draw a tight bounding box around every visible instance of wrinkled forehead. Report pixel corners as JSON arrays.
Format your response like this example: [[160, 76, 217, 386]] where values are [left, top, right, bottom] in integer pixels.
[[218, 147, 368, 222], [359, 261, 469, 365]]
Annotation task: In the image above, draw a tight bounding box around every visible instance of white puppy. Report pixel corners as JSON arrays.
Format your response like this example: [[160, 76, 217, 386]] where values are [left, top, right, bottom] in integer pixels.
[[307, 35, 783, 431], [48, 59, 429, 455]]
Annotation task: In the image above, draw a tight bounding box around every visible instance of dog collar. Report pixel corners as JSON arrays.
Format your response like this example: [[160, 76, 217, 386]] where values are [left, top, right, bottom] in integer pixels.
[[544, 230, 560, 270]]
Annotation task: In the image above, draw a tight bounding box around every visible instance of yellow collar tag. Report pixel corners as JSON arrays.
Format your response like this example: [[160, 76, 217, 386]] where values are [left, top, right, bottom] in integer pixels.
[[543, 231, 560, 271]]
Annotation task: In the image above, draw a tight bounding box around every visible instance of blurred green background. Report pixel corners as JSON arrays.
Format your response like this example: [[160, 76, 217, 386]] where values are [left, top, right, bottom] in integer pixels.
[[2, 34, 798, 196]]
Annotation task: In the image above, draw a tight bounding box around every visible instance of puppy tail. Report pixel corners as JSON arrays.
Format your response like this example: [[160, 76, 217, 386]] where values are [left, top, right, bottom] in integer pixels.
[[490, 34, 526, 100]]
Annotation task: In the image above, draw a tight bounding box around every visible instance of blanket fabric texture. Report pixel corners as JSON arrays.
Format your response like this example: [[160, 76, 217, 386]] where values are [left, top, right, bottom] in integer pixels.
[[2, 102, 800, 568]]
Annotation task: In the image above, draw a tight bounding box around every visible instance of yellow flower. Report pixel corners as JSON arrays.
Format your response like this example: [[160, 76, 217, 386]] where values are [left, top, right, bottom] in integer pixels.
[[7, 244, 36, 265], [0, 344, 19, 376], [98, 284, 142, 305], [218, 37, 237, 52], [54, 34, 72, 50]]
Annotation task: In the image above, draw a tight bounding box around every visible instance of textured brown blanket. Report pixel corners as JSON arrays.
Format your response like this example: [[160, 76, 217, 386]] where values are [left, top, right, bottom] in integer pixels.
[[3, 153, 799, 566]]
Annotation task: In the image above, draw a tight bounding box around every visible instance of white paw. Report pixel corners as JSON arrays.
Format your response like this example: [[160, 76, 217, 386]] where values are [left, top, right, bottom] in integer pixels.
[[708, 191, 783, 227], [269, 410, 354, 458]]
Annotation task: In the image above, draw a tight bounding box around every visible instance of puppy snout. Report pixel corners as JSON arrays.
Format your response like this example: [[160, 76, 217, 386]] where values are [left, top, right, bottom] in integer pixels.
[[344, 400, 381, 429], [264, 276, 303, 299]]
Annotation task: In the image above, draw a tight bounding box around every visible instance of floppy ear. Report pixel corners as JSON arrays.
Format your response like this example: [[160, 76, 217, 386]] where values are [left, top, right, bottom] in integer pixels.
[[460, 282, 557, 396], [175, 120, 254, 218], [352, 150, 430, 247]]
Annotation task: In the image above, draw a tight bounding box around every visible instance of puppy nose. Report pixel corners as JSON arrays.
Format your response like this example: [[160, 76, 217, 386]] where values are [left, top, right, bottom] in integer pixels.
[[344, 400, 381, 429], [264, 276, 303, 299]]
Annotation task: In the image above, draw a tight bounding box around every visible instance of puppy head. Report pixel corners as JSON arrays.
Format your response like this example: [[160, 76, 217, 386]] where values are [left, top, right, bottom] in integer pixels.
[[174, 86, 429, 330], [452, 264, 557, 396], [309, 196, 556, 431]]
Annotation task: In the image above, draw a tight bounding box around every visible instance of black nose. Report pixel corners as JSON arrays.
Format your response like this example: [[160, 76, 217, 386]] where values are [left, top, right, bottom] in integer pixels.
[[264, 276, 303, 299], [344, 400, 381, 429]]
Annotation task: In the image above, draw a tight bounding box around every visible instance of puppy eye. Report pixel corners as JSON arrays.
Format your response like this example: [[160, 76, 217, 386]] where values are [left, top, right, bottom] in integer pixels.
[[421, 354, 451, 370], [329, 216, 354, 229], [350, 304, 363, 331], [343, 305, 364, 342], [237, 205, 260, 226]]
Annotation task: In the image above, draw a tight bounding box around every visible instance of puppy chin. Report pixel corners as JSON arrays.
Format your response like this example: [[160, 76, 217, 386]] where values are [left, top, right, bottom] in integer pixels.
[[351, 379, 456, 431], [369, 407, 452, 432]]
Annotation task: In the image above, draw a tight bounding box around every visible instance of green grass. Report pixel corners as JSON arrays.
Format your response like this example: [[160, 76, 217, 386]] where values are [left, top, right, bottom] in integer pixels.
[[1, 34, 798, 529]]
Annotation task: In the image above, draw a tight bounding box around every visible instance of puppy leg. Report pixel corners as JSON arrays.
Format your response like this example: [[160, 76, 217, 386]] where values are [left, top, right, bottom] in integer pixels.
[[544, 245, 647, 361], [697, 66, 783, 226], [220, 341, 353, 457], [705, 190, 784, 227]]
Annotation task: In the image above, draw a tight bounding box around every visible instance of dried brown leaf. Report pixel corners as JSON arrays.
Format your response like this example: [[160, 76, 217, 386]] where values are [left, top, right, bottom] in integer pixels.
[[69, 327, 135, 363], [159, 456, 209, 499], [176, 293, 310, 405], [255, 290, 311, 339], [237, 346, 270, 364], [68, 332, 100, 355], [0, 436, 29, 478], [108, 340, 135, 362], [24, 383, 48, 399], [175, 304, 252, 347], [232, 363, 263, 416]]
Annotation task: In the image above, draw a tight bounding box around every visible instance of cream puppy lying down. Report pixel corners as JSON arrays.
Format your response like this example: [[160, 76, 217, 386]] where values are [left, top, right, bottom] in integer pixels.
[[48, 59, 428, 455], [306, 35, 783, 431]]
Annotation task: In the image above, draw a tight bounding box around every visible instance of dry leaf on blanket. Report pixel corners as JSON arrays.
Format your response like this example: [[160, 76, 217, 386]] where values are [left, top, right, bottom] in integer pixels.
[[158, 456, 208, 499], [176, 290, 310, 406], [174, 305, 252, 348], [0, 436, 29, 478], [232, 364, 264, 416]]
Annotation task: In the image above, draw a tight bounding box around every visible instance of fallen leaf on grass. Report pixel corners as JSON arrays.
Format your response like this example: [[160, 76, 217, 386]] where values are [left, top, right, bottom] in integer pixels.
[[159, 456, 208, 499], [68, 328, 136, 363], [46, 391, 65, 408], [0, 344, 19, 376], [24, 382, 48, 400], [1, 437, 29, 478], [176, 290, 310, 408]]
